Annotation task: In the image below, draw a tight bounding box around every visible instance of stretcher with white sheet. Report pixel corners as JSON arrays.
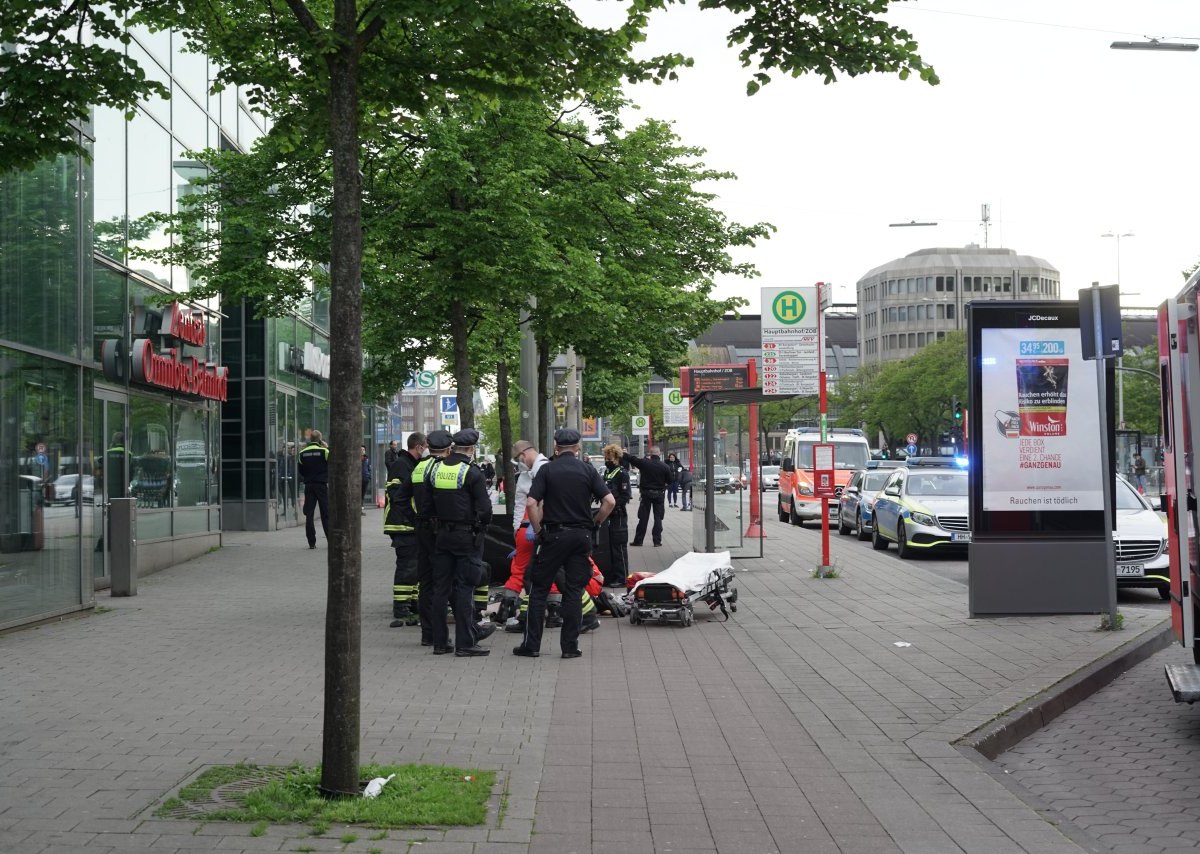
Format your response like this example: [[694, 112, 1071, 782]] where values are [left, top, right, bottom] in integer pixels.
[[628, 551, 738, 627]]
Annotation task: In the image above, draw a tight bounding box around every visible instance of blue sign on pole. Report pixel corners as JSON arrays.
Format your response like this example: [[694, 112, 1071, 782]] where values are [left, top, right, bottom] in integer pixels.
[[906, 443, 918, 456], [440, 395, 458, 414]]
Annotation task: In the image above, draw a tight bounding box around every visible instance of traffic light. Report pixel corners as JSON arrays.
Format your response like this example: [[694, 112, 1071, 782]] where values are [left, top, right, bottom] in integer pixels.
[[953, 399, 963, 424]]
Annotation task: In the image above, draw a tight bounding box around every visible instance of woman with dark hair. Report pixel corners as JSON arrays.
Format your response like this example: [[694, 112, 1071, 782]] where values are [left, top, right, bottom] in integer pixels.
[[665, 452, 684, 507]]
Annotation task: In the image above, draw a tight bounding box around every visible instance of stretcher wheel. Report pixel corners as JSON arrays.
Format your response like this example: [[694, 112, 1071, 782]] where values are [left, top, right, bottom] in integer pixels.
[[730, 603, 737, 612], [680, 606, 693, 627], [629, 611, 640, 625]]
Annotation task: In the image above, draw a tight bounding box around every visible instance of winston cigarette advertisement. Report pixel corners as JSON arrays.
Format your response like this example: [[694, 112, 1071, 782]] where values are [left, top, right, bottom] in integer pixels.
[[980, 328, 1103, 511]]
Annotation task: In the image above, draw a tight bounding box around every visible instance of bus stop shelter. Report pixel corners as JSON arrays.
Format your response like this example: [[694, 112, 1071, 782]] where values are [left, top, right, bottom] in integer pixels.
[[689, 385, 806, 559]]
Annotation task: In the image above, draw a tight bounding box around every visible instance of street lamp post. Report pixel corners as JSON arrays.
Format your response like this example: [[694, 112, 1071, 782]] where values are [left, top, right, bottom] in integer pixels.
[[1101, 231, 1134, 288]]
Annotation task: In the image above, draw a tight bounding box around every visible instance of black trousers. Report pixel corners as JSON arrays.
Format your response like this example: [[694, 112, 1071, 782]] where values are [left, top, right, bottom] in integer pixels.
[[524, 528, 591, 654], [416, 526, 436, 643], [303, 483, 329, 545], [633, 492, 665, 545], [431, 551, 482, 650], [606, 510, 629, 584], [391, 532, 419, 616]]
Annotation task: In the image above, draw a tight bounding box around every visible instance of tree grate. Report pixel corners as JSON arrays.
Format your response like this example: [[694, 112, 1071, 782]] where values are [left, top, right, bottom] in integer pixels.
[[158, 767, 290, 820]]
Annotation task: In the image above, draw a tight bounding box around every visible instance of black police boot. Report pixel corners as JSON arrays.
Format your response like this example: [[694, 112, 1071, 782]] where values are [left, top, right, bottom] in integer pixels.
[[455, 645, 490, 657], [580, 612, 601, 633]]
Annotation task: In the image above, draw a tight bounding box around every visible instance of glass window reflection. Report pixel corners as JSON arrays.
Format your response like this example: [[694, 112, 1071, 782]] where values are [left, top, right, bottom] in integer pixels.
[[127, 112, 172, 288], [0, 347, 83, 624], [0, 152, 82, 357], [93, 106, 127, 262]]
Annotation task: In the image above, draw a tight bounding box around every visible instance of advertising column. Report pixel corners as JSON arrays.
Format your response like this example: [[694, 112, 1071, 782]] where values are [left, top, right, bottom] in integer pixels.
[[968, 302, 1113, 615]]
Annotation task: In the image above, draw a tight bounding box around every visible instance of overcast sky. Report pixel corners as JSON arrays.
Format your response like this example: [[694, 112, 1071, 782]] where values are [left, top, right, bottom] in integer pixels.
[[577, 0, 1200, 314]]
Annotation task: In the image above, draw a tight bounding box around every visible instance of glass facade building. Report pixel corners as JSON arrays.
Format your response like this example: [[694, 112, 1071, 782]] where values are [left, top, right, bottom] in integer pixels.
[[0, 24, 311, 629], [856, 247, 1061, 366]]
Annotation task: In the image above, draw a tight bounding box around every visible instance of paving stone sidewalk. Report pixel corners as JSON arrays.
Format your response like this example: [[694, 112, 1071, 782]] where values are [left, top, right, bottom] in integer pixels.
[[0, 502, 1167, 853]]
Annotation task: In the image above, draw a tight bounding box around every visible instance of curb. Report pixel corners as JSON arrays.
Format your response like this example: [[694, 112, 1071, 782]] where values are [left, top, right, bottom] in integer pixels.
[[961, 621, 1174, 760]]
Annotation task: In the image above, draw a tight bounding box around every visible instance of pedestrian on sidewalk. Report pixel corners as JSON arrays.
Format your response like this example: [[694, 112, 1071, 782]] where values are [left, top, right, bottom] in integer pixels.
[[298, 431, 330, 549], [602, 443, 631, 585], [384, 432, 427, 628], [623, 445, 671, 547], [1133, 452, 1148, 492], [360, 446, 372, 513], [428, 428, 495, 657], [515, 428, 614, 659], [679, 465, 693, 511], [666, 452, 683, 507], [384, 439, 401, 479]]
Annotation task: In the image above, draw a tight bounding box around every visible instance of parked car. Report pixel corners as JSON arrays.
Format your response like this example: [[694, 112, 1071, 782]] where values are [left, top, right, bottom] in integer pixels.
[[1114, 474, 1170, 600], [696, 465, 738, 494], [759, 465, 780, 491], [51, 473, 94, 505], [870, 466, 970, 558], [837, 469, 893, 540]]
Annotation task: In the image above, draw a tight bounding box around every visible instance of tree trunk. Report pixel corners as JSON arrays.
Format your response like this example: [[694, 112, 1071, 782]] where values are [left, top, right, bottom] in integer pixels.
[[449, 298, 474, 428], [536, 335, 550, 451], [319, 0, 363, 799], [497, 357, 514, 527]]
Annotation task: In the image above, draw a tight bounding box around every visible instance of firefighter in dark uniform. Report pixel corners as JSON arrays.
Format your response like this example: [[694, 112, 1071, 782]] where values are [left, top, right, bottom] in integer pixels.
[[428, 428, 495, 657], [623, 445, 672, 547], [514, 428, 615, 659], [406, 429, 453, 646], [601, 442, 631, 586], [384, 432, 427, 627], [297, 430, 330, 549]]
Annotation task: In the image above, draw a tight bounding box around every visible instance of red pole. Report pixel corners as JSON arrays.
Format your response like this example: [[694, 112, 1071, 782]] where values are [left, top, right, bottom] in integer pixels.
[[818, 282, 830, 569], [746, 401, 763, 537]]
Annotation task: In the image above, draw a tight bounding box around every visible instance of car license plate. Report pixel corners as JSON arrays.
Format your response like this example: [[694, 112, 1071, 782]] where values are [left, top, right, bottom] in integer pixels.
[[950, 532, 972, 543], [1116, 563, 1145, 577]]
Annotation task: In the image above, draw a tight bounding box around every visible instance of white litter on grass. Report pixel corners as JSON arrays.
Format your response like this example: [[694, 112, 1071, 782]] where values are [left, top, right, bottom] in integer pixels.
[[363, 773, 395, 798], [893, 641, 912, 648]]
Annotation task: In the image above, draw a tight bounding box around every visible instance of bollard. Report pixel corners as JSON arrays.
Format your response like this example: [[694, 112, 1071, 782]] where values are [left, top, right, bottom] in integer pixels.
[[109, 498, 138, 597]]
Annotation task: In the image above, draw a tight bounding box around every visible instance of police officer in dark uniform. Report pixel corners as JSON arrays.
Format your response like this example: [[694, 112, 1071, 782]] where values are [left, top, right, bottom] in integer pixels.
[[427, 428, 495, 657], [624, 445, 671, 547], [384, 432, 427, 627], [297, 429, 330, 549], [406, 429, 453, 646], [601, 442, 631, 586], [515, 428, 615, 659]]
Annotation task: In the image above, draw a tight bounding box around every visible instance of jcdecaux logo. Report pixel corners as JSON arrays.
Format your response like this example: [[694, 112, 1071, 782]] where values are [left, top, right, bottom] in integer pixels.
[[771, 290, 807, 325]]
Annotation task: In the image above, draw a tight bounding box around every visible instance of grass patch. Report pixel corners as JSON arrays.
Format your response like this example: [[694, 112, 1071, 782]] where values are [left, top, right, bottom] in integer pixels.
[[369, 830, 388, 841], [340, 832, 357, 843], [1099, 611, 1124, 631], [93, 605, 113, 615], [250, 821, 268, 837], [163, 763, 494, 828]]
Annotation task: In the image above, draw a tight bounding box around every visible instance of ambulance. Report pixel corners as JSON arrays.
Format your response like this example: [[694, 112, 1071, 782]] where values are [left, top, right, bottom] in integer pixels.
[[776, 428, 872, 526]]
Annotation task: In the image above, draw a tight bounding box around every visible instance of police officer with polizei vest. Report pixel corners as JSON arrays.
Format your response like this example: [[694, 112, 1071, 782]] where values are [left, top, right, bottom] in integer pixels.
[[515, 428, 615, 660], [406, 429, 453, 646], [426, 428, 496, 657], [297, 430, 330, 549], [623, 445, 672, 547], [384, 432, 427, 628]]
